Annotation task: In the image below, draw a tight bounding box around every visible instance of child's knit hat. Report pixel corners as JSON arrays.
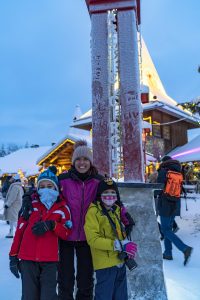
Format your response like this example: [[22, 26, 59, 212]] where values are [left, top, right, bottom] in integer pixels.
[[97, 177, 118, 195], [37, 166, 59, 191]]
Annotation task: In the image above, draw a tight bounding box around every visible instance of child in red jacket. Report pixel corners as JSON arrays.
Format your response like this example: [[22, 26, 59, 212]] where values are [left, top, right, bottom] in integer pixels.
[[9, 167, 72, 300]]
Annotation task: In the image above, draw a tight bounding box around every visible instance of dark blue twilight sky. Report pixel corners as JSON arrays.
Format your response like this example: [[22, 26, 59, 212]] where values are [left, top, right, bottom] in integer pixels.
[[0, 0, 200, 146]]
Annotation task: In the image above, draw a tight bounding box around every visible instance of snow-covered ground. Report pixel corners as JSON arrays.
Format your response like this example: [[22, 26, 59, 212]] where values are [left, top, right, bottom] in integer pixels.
[[163, 195, 200, 300], [0, 194, 200, 300]]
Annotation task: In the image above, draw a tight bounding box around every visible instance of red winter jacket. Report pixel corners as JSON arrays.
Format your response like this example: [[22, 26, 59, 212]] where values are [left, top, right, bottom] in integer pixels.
[[9, 194, 71, 262]]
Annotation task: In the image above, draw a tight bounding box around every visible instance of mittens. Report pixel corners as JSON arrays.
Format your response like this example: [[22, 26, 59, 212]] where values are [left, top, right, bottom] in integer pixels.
[[32, 220, 55, 236], [9, 256, 20, 279]]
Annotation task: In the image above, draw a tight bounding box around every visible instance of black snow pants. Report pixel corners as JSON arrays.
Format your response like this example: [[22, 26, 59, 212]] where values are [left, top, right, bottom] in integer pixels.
[[58, 241, 94, 300], [20, 260, 58, 300]]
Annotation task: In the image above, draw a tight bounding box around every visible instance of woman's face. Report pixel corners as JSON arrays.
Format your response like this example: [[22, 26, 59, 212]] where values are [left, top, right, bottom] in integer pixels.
[[38, 180, 55, 190], [74, 157, 91, 173]]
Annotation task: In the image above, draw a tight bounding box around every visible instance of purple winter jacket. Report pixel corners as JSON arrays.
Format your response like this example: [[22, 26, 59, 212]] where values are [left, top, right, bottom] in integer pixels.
[[59, 169, 103, 241]]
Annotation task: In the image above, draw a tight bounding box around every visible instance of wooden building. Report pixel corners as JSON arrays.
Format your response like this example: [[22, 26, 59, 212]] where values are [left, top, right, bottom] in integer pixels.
[[71, 102, 199, 161], [36, 132, 92, 173], [143, 101, 199, 159]]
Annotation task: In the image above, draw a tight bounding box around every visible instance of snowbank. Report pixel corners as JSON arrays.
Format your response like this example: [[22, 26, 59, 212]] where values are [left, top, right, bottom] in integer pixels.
[[0, 195, 200, 299]]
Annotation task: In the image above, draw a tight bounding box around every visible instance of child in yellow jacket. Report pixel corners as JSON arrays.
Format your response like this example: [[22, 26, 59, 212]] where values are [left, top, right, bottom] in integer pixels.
[[84, 178, 137, 300]]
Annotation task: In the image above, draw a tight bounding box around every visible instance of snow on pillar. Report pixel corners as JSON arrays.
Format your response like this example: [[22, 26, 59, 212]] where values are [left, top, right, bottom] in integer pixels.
[[118, 9, 144, 182], [87, 0, 144, 181], [91, 13, 110, 176]]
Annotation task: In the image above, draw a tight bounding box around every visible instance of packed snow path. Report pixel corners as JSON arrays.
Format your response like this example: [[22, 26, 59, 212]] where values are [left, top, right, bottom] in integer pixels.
[[0, 196, 200, 300]]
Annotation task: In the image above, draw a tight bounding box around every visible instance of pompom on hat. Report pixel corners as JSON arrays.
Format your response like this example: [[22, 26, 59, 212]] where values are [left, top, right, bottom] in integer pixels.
[[37, 166, 59, 191], [72, 140, 93, 165]]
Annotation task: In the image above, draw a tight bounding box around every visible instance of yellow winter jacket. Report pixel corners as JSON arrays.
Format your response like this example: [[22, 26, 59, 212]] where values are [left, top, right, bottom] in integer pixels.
[[84, 202, 126, 270]]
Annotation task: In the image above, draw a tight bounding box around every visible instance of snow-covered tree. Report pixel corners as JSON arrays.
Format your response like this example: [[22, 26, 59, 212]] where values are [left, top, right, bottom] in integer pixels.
[[24, 141, 29, 148], [179, 97, 200, 115], [0, 144, 7, 157], [7, 143, 19, 154]]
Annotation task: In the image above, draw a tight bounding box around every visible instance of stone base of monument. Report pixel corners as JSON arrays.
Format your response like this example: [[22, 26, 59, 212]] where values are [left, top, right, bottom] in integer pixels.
[[118, 183, 168, 300]]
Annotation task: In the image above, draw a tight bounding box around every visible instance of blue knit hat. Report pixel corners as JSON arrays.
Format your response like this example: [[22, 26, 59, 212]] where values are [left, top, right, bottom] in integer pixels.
[[37, 166, 59, 191]]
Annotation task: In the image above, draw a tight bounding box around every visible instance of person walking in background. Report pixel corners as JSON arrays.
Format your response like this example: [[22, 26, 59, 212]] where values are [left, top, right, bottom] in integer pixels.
[[157, 156, 193, 265], [1, 175, 12, 198], [9, 167, 72, 300], [84, 178, 137, 300], [4, 174, 24, 238], [1, 175, 12, 224], [148, 163, 179, 239]]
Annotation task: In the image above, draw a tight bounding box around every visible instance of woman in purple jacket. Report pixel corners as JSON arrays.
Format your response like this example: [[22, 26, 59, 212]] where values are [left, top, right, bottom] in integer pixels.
[[58, 140, 103, 300]]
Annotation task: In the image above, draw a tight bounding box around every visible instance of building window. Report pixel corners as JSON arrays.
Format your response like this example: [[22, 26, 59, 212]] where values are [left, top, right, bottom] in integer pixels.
[[162, 125, 170, 140], [153, 124, 161, 138]]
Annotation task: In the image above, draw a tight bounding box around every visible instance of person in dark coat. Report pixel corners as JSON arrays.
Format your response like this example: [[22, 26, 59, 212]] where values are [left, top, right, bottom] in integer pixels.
[[157, 156, 193, 265], [1, 175, 12, 224], [2, 176, 12, 198]]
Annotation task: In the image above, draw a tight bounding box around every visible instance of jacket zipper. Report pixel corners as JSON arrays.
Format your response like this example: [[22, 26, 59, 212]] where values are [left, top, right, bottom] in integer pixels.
[[78, 182, 85, 240]]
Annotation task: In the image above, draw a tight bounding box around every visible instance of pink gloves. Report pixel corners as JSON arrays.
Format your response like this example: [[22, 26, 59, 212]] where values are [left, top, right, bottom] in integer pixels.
[[114, 239, 137, 258], [122, 240, 137, 258]]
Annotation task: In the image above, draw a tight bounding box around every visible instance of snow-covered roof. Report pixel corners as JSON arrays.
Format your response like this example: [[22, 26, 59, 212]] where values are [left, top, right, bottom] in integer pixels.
[[36, 128, 92, 165], [168, 134, 200, 162], [77, 109, 92, 121], [143, 101, 200, 124], [0, 146, 51, 176], [187, 128, 200, 142], [72, 100, 199, 129], [146, 153, 157, 165]]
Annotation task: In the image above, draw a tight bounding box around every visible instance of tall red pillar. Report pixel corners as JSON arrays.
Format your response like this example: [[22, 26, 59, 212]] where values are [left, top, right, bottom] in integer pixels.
[[86, 0, 144, 182]]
